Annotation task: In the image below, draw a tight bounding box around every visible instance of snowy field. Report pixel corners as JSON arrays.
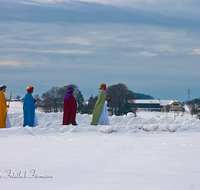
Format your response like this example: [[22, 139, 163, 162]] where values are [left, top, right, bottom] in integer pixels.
[[1, 102, 200, 190]]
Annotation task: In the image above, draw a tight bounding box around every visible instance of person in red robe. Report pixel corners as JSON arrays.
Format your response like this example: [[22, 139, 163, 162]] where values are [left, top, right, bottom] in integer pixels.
[[62, 87, 78, 125]]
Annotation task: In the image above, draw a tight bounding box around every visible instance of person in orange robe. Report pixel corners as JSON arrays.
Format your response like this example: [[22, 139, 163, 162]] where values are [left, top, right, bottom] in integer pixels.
[[62, 87, 78, 125], [0, 85, 8, 128]]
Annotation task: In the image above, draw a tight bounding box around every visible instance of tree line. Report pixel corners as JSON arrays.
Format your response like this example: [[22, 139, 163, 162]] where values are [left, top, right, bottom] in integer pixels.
[[34, 83, 137, 116]]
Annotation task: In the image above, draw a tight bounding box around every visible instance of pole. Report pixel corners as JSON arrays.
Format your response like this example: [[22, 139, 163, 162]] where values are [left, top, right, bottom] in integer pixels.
[[6, 92, 12, 114], [186, 88, 191, 102]]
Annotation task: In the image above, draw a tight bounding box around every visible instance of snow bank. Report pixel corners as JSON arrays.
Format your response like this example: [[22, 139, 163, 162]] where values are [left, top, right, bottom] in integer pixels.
[[4, 102, 200, 135]]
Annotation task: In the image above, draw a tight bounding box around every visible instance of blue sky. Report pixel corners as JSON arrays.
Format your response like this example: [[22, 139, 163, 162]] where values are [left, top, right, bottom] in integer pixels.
[[0, 0, 200, 102]]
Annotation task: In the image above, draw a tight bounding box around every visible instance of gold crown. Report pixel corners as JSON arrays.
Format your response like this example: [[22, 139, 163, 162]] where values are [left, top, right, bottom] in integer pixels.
[[100, 83, 106, 88], [27, 86, 33, 90]]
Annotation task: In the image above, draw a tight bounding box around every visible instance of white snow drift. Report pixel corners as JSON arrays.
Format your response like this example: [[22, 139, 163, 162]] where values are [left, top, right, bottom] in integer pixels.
[[4, 102, 200, 134]]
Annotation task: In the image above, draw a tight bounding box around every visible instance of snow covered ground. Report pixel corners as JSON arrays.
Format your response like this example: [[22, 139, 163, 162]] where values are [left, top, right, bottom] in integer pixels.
[[1, 102, 200, 190]]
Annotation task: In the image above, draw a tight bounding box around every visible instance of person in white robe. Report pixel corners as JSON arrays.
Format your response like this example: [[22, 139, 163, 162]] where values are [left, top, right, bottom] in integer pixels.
[[6, 116, 12, 128], [97, 100, 110, 125]]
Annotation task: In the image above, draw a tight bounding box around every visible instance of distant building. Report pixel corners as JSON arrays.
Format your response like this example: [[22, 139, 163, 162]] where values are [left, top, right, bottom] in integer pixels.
[[134, 100, 161, 111], [130, 99, 183, 112], [160, 100, 183, 112]]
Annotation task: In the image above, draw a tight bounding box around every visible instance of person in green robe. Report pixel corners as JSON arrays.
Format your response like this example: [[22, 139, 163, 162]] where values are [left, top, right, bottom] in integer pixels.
[[91, 84, 110, 126]]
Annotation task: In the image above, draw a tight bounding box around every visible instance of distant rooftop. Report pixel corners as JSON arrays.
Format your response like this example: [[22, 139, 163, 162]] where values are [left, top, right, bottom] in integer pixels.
[[134, 100, 160, 104], [133, 99, 179, 106], [160, 100, 178, 106]]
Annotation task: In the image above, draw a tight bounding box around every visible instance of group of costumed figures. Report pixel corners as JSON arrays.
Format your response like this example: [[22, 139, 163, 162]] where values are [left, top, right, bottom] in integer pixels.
[[0, 83, 110, 128]]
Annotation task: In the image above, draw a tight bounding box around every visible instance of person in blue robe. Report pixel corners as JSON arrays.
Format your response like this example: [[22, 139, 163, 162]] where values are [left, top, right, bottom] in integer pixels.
[[23, 86, 37, 127]]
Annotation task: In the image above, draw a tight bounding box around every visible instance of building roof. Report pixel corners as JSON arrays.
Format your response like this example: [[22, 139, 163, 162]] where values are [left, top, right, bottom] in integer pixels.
[[134, 100, 160, 104], [133, 99, 179, 106], [159, 100, 178, 106]]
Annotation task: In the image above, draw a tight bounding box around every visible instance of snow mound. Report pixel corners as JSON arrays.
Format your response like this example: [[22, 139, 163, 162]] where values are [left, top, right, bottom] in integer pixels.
[[100, 126, 117, 134], [4, 102, 200, 135], [4, 111, 200, 135]]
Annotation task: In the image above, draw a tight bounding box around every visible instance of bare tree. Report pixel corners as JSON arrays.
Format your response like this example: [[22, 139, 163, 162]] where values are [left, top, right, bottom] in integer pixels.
[[41, 85, 84, 113], [34, 94, 42, 109], [41, 91, 53, 113], [41, 87, 62, 113], [81, 95, 98, 114], [76, 91, 84, 113], [106, 83, 137, 116]]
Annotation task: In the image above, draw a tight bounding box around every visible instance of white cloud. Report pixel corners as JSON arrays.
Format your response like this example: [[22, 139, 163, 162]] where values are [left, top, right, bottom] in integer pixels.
[[0, 60, 21, 66], [31, 0, 70, 3], [193, 48, 200, 54], [153, 44, 174, 52], [0, 48, 91, 55], [139, 51, 157, 56], [38, 49, 91, 54], [26, 37, 91, 46], [18, 1, 39, 5], [30, 0, 158, 8], [62, 37, 91, 46]]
